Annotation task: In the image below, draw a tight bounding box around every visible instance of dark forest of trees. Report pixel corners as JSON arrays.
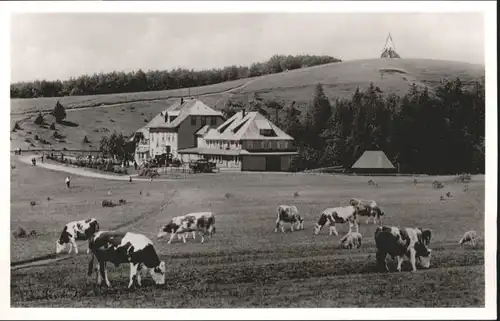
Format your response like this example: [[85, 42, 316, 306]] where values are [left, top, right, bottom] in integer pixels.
[[223, 78, 485, 175], [10, 54, 341, 99]]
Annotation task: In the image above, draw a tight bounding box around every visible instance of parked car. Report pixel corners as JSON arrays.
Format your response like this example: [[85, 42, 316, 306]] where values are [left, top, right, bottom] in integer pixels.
[[189, 159, 216, 173]]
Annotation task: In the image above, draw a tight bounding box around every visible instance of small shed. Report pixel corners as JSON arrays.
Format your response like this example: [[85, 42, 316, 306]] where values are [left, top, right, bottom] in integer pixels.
[[351, 150, 396, 174]]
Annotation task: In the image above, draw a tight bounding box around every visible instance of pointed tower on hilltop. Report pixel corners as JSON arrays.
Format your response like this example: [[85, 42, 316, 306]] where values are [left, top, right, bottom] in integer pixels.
[[380, 32, 401, 59]]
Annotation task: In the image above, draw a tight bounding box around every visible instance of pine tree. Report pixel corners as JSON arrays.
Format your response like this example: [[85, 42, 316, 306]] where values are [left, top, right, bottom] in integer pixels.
[[51, 100, 66, 123]]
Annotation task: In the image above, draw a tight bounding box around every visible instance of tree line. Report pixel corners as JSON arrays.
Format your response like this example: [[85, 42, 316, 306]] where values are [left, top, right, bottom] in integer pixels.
[[10, 54, 341, 99], [223, 78, 485, 174]]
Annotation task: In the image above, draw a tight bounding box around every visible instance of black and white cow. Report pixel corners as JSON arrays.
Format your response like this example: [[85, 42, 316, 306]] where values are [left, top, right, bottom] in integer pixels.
[[348, 198, 384, 224], [313, 205, 359, 236], [87, 231, 166, 288], [157, 212, 216, 244], [339, 231, 363, 249], [274, 205, 304, 233], [56, 218, 99, 254], [374, 226, 432, 272]]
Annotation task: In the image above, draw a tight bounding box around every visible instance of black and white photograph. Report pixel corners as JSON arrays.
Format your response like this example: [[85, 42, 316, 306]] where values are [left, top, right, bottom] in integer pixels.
[[2, 1, 497, 319]]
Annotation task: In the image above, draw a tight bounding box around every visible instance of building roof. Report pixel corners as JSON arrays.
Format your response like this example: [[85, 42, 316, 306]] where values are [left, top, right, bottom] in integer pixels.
[[178, 147, 298, 156], [145, 98, 223, 129], [178, 147, 241, 156], [201, 111, 294, 141], [130, 126, 149, 142], [195, 125, 211, 137], [351, 150, 395, 169]]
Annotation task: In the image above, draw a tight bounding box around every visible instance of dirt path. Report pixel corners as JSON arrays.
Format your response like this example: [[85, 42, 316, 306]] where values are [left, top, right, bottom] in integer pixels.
[[12, 78, 261, 116], [16, 154, 179, 182]]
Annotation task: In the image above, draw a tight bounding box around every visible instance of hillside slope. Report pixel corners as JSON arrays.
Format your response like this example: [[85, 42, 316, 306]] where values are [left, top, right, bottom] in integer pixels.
[[10, 58, 484, 151]]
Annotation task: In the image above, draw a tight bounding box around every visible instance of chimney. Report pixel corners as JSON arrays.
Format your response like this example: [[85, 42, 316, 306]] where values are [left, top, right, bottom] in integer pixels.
[[180, 97, 184, 105]]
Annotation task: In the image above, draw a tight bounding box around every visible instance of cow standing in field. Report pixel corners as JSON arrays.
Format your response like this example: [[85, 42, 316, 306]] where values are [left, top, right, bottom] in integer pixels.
[[87, 231, 166, 288], [157, 212, 216, 244], [339, 231, 363, 249], [313, 205, 359, 236], [348, 198, 384, 225], [374, 226, 432, 273], [274, 205, 304, 233], [459, 230, 478, 248], [56, 218, 100, 254]]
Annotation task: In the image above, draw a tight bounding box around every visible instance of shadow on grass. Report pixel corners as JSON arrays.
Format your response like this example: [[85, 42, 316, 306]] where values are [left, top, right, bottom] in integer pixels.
[[58, 120, 79, 127]]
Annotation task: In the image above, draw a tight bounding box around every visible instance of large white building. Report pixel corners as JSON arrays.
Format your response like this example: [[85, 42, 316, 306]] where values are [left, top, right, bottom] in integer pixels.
[[133, 98, 225, 165], [178, 110, 298, 171]]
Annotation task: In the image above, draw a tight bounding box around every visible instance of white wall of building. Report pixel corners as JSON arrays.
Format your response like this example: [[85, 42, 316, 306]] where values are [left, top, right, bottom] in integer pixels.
[[149, 131, 179, 158]]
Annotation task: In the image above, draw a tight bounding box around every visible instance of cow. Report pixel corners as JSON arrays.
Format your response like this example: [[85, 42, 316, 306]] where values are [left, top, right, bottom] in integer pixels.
[[313, 205, 359, 236], [339, 231, 363, 249], [374, 226, 432, 273], [87, 231, 166, 288], [274, 205, 304, 233], [459, 230, 478, 248], [56, 218, 100, 254], [348, 198, 384, 224], [156, 215, 192, 243], [157, 212, 216, 244]]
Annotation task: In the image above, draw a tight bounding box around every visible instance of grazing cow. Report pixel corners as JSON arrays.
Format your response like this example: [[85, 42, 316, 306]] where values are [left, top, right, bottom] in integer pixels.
[[274, 205, 304, 233], [348, 198, 384, 224], [56, 218, 100, 254], [157, 212, 216, 244], [339, 231, 363, 249], [87, 231, 166, 288], [459, 230, 478, 247], [374, 226, 432, 272], [313, 205, 359, 236]]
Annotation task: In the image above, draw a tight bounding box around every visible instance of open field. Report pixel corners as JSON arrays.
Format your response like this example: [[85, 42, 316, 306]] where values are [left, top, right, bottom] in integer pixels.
[[9, 58, 484, 152], [10, 156, 485, 307]]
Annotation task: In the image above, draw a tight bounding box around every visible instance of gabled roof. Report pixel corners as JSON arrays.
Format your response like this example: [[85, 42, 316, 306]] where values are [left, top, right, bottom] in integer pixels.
[[131, 126, 149, 141], [202, 111, 294, 141], [145, 98, 223, 129], [351, 150, 395, 169]]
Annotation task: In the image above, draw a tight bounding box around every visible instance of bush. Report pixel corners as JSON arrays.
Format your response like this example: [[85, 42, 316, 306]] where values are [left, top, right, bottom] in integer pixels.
[[50, 123, 56, 130], [34, 112, 44, 125], [101, 200, 115, 207], [432, 180, 444, 189], [456, 173, 472, 183]]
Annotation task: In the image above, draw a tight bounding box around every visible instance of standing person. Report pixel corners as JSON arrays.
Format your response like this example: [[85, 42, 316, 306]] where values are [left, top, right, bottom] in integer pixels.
[[65, 176, 71, 188], [41, 153, 44, 163], [31, 158, 36, 166], [134, 161, 138, 171]]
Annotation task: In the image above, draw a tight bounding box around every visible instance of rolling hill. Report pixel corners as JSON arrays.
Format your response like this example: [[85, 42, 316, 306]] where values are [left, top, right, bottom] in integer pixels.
[[10, 58, 485, 151]]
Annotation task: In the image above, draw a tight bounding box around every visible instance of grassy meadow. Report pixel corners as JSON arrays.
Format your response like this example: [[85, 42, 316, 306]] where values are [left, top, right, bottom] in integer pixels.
[[10, 156, 485, 307]]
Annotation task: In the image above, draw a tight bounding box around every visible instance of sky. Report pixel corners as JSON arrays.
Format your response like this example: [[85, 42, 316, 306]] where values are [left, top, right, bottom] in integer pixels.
[[10, 12, 484, 83]]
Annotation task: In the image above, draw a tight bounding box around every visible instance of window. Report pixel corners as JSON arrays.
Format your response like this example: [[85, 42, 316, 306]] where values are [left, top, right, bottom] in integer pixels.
[[278, 141, 287, 149], [191, 116, 197, 126], [201, 116, 207, 126], [211, 117, 217, 126], [261, 141, 266, 149]]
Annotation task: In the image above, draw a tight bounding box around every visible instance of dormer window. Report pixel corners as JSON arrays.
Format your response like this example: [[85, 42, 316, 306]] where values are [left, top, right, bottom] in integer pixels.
[[259, 129, 276, 137], [169, 116, 177, 123]]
